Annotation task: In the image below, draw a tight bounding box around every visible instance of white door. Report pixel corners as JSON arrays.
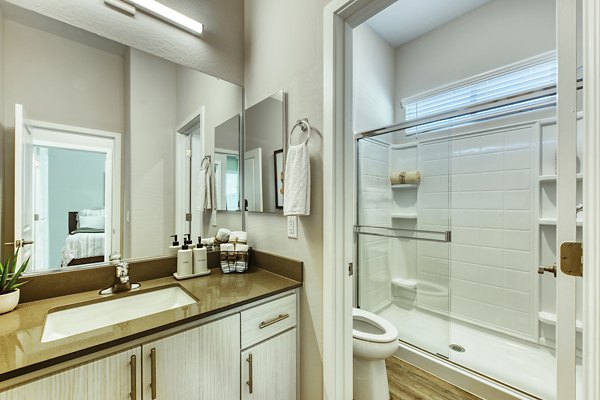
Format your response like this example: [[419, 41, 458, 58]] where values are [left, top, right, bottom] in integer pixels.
[[13, 104, 35, 268], [555, 0, 581, 397], [244, 148, 263, 212]]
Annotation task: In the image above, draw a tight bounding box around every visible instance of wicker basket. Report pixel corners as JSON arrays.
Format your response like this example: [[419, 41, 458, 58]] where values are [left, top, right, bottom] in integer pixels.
[[219, 248, 250, 273]]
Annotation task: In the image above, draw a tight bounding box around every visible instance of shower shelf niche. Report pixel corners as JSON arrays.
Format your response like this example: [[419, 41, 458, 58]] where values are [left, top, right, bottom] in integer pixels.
[[391, 213, 418, 219], [391, 184, 418, 190]]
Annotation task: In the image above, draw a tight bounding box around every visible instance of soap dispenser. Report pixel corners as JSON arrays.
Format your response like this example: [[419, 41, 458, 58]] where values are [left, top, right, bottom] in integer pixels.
[[184, 233, 193, 247], [169, 235, 180, 256], [193, 236, 209, 275], [176, 241, 193, 277]]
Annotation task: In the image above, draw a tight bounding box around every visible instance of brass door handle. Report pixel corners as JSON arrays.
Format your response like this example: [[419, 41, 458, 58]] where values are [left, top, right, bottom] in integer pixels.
[[130, 355, 137, 400], [246, 353, 253, 394], [538, 264, 557, 277], [259, 313, 289, 329], [150, 348, 157, 399]]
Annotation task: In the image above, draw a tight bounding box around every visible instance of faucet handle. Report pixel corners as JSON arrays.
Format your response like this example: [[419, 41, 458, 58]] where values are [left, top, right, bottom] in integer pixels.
[[116, 261, 130, 283]]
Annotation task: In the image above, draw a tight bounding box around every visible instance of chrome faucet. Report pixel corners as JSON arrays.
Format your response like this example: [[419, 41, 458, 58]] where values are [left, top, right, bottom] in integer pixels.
[[99, 252, 141, 295]]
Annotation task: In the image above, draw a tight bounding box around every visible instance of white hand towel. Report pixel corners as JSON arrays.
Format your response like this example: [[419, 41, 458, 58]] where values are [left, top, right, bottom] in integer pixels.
[[283, 142, 310, 216], [220, 243, 235, 252], [196, 160, 212, 211]]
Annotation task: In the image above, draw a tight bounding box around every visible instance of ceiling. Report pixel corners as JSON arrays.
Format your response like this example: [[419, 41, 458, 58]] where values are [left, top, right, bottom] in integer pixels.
[[366, 0, 492, 48]]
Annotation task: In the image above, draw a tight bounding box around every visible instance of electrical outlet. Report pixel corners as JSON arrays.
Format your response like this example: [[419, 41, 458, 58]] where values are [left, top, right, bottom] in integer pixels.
[[287, 216, 298, 239]]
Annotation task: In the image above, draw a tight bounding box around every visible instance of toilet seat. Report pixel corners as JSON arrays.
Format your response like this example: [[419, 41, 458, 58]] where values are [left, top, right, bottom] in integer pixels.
[[352, 308, 398, 343]]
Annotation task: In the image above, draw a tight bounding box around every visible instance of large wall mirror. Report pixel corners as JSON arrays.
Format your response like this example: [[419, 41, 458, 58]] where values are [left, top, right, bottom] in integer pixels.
[[0, 2, 243, 274], [244, 91, 286, 213]]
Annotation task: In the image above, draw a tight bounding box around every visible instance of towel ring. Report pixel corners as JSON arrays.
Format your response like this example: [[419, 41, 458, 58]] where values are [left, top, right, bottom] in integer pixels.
[[289, 118, 311, 146]]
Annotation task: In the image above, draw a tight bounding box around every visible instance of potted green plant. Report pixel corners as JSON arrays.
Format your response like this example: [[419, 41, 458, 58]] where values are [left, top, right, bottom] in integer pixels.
[[0, 249, 30, 314]]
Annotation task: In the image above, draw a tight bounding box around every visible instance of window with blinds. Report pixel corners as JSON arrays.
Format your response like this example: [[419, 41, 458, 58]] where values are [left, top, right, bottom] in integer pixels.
[[403, 53, 557, 135]]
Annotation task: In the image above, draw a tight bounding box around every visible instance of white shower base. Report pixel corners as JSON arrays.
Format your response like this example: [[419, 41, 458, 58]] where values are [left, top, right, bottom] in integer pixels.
[[379, 304, 582, 400]]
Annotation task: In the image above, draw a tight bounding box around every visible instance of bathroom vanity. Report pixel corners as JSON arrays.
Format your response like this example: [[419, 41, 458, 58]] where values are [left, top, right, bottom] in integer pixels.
[[0, 262, 301, 400]]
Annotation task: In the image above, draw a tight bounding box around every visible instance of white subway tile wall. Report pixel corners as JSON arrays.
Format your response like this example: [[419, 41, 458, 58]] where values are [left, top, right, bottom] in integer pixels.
[[358, 139, 392, 312], [417, 126, 537, 337]]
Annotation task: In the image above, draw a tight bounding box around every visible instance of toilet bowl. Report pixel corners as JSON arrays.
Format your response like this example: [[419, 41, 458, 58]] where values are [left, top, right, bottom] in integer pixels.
[[352, 308, 399, 400]]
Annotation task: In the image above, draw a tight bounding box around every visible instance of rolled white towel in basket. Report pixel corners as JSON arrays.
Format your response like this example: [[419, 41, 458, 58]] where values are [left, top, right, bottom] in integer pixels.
[[229, 231, 248, 244], [235, 244, 249, 272], [215, 228, 231, 244]]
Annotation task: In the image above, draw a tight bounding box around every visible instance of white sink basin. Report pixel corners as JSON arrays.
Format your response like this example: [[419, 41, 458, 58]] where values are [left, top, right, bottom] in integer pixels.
[[41, 286, 197, 343]]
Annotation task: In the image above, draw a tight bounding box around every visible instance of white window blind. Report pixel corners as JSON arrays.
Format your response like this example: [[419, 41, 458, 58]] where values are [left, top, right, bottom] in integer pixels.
[[403, 53, 557, 134]]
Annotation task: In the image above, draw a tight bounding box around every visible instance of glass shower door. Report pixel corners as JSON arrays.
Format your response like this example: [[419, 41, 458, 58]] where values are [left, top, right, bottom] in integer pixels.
[[355, 131, 451, 358]]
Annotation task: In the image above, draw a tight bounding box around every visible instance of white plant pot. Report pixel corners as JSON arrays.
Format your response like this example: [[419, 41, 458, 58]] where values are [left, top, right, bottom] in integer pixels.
[[0, 289, 20, 314]]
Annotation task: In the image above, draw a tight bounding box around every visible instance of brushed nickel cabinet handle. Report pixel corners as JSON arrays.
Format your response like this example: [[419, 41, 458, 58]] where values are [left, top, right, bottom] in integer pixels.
[[259, 313, 290, 329], [246, 353, 253, 394], [150, 348, 157, 399], [130, 355, 137, 400]]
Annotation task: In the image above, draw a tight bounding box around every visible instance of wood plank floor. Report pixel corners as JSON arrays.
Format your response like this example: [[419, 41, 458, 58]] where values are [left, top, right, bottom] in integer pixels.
[[386, 356, 481, 400]]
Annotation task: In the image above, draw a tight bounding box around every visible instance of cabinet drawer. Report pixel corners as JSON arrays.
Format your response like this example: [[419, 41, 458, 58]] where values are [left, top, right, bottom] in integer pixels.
[[241, 293, 296, 348]]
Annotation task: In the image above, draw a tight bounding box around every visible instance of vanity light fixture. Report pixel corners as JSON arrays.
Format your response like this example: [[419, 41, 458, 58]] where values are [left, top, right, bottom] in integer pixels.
[[123, 0, 204, 36], [104, 0, 136, 16]]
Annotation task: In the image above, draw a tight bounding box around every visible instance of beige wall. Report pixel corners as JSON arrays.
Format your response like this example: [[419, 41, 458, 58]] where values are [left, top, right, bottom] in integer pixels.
[[394, 0, 556, 120], [0, 7, 4, 257], [175, 65, 243, 237], [245, 98, 284, 213], [2, 18, 125, 260], [244, 0, 328, 398], [125, 48, 177, 259], [5, 0, 244, 85]]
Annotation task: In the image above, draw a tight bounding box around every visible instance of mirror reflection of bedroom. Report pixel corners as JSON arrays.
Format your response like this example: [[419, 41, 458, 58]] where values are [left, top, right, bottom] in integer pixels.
[[33, 146, 109, 271]]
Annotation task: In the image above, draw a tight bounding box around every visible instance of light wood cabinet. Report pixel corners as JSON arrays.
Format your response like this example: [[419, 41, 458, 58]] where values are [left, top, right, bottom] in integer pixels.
[[0, 347, 140, 400], [141, 313, 240, 400], [0, 291, 298, 400], [241, 328, 297, 400]]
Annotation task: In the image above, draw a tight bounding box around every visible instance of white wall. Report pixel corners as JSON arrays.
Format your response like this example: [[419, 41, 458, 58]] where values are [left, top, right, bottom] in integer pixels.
[[394, 0, 556, 121], [126, 48, 177, 258], [244, 0, 328, 398], [2, 18, 124, 260], [4, 0, 244, 85], [352, 23, 395, 133]]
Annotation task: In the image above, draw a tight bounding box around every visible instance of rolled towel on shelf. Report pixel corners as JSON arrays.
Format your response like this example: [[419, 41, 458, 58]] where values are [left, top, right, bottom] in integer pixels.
[[215, 228, 231, 244], [390, 171, 421, 185], [201, 237, 215, 246]]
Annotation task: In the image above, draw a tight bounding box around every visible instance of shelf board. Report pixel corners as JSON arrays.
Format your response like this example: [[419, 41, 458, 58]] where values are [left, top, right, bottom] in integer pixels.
[[391, 184, 418, 190], [391, 213, 418, 219], [538, 173, 583, 182], [538, 218, 583, 227]]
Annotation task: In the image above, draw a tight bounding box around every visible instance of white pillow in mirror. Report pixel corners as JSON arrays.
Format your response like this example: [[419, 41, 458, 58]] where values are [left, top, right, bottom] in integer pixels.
[[79, 208, 105, 217], [78, 215, 105, 229]]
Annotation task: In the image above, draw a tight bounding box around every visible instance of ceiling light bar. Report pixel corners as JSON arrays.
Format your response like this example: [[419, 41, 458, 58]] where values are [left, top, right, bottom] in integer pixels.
[[124, 0, 204, 36], [104, 0, 136, 16]]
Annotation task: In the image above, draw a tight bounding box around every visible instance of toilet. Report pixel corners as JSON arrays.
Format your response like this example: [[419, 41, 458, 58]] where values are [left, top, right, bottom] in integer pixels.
[[352, 308, 399, 400]]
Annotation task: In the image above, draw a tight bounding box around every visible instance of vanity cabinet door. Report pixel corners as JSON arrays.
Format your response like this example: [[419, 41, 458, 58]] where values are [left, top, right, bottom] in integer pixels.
[[241, 328, 296, 400], [0, 347, 141, 400], [142, 313, 240, 400]]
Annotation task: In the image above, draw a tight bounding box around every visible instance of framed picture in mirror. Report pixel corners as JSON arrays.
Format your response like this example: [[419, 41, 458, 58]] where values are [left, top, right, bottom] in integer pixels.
[[274, 149, 284, 209]]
